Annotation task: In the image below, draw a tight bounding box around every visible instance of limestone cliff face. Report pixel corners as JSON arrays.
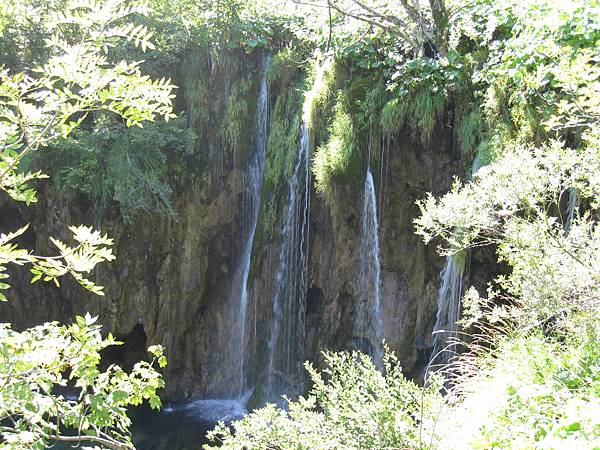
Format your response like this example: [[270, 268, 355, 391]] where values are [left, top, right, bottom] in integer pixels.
[[0, 49, 466, 401]]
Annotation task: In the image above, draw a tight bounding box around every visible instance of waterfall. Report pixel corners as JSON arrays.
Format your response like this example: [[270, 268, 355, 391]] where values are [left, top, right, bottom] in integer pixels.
[[264, 123, 311, 404], [230, 55, 269, 398], [430, 251, 466, 367], [354, 168, 384, 364], [429, 156, 479, 370], [565, 188, 579, 232]]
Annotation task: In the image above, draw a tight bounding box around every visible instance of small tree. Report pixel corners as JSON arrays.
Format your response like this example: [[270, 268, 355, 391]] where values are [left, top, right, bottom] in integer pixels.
[[0, 0, 174, 448]]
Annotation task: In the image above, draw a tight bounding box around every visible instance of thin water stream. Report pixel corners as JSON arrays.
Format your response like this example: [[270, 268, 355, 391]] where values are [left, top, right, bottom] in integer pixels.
[[264, 123, 311, 404], [354, 168, 384, 364], [430, 253, 466, 367], [228, 55, 269, 398]]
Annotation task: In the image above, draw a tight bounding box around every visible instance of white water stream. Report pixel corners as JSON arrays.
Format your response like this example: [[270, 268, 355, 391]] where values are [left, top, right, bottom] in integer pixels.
[[264, 123, 311, 404], [355, 168, 384, 364], [229, 55, 270, 398]]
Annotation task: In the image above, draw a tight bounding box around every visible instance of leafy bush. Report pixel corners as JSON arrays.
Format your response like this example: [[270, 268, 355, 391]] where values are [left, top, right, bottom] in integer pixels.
[[206, 350, 443, 450], [416, 2, 600, 448], [0, 1, 171, 448], [438, 322, 600, 449], [416, 139, 600, 324], [147, 0, 316, 54], [0, 315, 167, 450]]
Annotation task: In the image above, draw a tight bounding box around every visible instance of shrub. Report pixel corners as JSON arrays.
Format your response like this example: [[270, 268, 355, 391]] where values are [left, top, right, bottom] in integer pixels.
[[32, 117, 196, 223], [438, 323, 600, 449], [205, 350, 443, 450]]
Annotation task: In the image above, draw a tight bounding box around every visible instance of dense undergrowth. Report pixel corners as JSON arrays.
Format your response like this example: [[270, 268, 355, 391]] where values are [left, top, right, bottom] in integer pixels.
[[445, 323, 600, 448]]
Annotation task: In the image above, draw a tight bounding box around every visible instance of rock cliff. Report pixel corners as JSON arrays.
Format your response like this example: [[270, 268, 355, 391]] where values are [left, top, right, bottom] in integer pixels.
[[0, 48, 468, 401]]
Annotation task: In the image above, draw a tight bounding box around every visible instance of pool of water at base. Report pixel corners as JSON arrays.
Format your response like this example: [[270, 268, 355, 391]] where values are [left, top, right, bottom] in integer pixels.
[[53, 398, 246, 450], [131, 398, 246, 449]]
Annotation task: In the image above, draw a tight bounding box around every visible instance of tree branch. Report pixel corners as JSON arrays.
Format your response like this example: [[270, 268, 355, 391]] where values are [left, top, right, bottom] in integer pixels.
[[48, 432, 132, 450], [0, 427, 132, 450]]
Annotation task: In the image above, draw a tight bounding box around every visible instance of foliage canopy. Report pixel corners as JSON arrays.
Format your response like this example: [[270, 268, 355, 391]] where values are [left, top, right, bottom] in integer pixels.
[[0, 1, 172, 448]]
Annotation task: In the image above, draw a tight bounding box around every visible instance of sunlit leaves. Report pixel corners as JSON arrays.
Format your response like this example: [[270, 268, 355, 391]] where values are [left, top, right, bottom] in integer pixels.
[[416, 138, 600, 322], [3, 224, 114, 297], [0, 317, 167, 449], [0, 0, 177, 298], [0, 4, 172, 446], [0, 0, 176, 208]]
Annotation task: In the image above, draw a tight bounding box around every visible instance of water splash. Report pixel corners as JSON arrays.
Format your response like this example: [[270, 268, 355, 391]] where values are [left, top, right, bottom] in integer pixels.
[[163, 398, 247, 423], [264, 123, 311, 404], [229, 55, 270, 398], [430, 251, 466, 367], [354, 168, 384, 364]]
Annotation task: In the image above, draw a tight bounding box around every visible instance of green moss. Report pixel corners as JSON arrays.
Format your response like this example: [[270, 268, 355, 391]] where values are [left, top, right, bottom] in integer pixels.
[[457, 107, 485, 154], [415, 87, 447, 143], [220, 77, 253, 165], [303, 57, 337, 138], [256, 79, 304, 243], [473, 125, 509, 172], [380, 97, 407, 136], [312, 92, 361, 194], [182, 49, 210, 129], [452, 248, 467, 272], [267, 47, 302, 90], [304, 60, 390, 196], [360, 78, 387, 125]]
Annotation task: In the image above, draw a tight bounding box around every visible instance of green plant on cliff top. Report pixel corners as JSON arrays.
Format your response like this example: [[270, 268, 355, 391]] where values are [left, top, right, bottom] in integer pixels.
[[381, 57, 460, 145], [0, 1, 169, 448]]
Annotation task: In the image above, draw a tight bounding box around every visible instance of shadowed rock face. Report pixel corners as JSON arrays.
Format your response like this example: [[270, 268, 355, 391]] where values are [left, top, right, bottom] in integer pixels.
[[0, 49, 471, 401]]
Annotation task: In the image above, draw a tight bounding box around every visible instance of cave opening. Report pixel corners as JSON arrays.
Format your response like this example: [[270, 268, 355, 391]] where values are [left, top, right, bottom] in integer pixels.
[[101, 323, 149, 372]]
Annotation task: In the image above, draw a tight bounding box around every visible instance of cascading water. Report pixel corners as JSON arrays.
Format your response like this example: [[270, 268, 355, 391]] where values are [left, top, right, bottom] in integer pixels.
[[565, 188, 579, 232], [263, 123, 311, 404], [229, 55, 269, 398], [354, 168, 384, 364], [430, 251, 466, 367], [429, 157, 480, 370]]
